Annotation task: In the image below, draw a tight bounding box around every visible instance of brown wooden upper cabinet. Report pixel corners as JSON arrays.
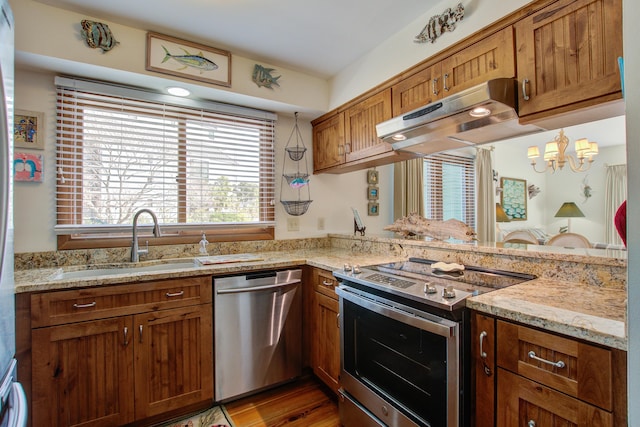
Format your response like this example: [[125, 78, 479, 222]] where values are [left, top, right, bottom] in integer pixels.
[[515, 0, 623, 119], [312, 112, 345, 171], [392, 27, 516, 116]]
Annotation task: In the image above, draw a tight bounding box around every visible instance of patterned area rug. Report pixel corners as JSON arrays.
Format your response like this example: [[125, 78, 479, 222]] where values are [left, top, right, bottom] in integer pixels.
[[160, 405, 234, 427]]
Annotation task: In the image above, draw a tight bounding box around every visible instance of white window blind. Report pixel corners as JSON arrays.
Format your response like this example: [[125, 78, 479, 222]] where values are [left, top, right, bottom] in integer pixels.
[[423, 153, 476, 229], [55, 79, 276, 235]]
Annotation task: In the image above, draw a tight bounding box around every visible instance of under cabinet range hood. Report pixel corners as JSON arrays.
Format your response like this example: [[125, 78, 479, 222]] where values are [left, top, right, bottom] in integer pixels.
[[376, 78, 544, 155]]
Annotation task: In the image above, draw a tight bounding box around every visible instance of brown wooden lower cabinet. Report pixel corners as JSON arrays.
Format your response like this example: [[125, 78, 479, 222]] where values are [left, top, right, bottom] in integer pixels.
[[310, 268, 340, 394], [25, 278, 214, 427]]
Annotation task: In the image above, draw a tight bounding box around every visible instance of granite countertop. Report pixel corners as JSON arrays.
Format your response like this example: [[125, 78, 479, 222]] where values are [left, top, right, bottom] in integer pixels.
[[14, 248, 627, 350]]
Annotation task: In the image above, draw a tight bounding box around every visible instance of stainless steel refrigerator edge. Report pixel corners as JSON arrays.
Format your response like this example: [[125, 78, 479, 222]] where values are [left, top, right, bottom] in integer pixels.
[[214, 269, 302, 401], [0, 0, 26, 425]]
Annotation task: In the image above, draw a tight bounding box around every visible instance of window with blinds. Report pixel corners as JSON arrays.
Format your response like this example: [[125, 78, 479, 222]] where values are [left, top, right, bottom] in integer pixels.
[[423, 153, 475, 229], [55, 78, 276, 248]]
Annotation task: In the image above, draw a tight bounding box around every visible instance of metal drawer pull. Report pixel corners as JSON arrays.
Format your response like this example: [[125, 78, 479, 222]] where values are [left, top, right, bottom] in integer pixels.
[[528, 420, 536, 427], [322, 280, 334, 287], [73, 301, 96, 309], [432, 77, 439, 95], [522, 78, 530, 100], [139, 325, 143, 343], [166, 291, 185, 297], [443, 73, 450, 91], [479, 331, 488, 359], [123, 327, 129, 346], [528, 350, 565, 368]]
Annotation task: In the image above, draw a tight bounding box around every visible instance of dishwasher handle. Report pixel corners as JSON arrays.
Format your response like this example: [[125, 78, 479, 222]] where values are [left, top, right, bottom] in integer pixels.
[[216, 279, 301, 295]]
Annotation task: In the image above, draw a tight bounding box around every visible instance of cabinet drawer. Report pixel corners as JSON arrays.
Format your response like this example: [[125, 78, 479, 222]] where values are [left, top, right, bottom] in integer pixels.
[[314, 269, 338, 300], [31, 276, 213, 327], [497, 368, 612, 427], [497, 320, 612, 410]]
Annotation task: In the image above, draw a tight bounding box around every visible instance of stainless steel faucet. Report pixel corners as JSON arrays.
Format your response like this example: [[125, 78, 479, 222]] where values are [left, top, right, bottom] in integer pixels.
[[131, 208, 161, 262]]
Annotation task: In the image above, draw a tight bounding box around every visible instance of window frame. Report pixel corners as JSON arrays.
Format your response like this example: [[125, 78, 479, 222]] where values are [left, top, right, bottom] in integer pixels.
[[55, 79, 276, 250]]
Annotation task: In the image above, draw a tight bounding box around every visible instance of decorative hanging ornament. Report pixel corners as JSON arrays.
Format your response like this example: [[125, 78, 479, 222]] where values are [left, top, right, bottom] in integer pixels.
[[280, 113, 312, 216]]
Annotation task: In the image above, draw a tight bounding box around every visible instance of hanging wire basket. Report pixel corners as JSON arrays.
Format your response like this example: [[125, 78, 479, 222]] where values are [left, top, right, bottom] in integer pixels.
[[283, 172, 310, 188], [285, 146, 307, 161], [280, 200, 312, 216]]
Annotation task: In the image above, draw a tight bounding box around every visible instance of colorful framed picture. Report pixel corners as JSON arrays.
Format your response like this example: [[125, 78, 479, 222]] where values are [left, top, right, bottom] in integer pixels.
[[14, 110, 44, 150], [14, 152, 43, 182], [500, 177, 527, 220], [367, 186, 379, 200], [367, 169, 379, 184], [368, 202, 379, 216], [146, 32, 232, 87]]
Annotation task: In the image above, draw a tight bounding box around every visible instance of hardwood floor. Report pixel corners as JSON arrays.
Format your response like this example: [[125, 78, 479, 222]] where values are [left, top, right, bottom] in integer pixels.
[[224, 376, 340, 427]]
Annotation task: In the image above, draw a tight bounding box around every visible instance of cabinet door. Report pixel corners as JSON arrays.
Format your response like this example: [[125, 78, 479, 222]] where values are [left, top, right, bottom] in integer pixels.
[[311, 291, 340, 394], [134, 305, 213, 419], [472, 312, 496, 427], [312, 112, 345, 172], [31, 317, 135, 427], [515, 0, 622, 117], [392, 63, 442, 116], [344, 88, 393, 163], [497, 368, 613, 427], [441, 27, 516, 96]]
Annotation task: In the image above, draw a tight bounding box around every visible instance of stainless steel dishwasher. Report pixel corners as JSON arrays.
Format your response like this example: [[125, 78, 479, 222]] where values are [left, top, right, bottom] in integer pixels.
[[214, 269, 302, 401]]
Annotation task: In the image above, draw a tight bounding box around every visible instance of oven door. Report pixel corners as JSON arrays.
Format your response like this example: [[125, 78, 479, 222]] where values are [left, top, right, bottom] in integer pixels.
[[337, 285, 460, 427]]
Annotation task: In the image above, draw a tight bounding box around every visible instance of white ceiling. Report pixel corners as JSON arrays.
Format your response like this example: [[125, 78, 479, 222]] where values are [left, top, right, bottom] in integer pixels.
[[34, 0, 439, 79]]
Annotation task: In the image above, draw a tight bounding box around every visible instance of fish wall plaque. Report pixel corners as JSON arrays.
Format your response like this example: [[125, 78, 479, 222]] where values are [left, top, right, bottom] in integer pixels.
[[252, 64, 281, 89], [80, 19, 118, 52], [414, 3, 464, 44]]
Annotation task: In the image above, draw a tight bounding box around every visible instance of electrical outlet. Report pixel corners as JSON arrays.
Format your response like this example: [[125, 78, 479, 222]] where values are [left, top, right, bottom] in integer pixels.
[[317, 217, 325, 230], [287, 217, 300, 232]]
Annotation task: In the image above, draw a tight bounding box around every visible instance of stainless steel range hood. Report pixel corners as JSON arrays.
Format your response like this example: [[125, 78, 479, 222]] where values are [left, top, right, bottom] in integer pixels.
[[376, 78, 544, 155]]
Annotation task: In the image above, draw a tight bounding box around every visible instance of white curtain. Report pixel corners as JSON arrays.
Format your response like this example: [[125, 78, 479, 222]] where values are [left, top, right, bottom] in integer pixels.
[[604, 164, 627, 245], [393, 158, 424, 220], [475, 148, 495, 242]]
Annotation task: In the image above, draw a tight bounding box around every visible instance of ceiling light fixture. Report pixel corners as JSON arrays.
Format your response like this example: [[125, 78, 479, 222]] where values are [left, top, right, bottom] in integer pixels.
[[527, 129, 598, 173], [167, 86, 191, 97]]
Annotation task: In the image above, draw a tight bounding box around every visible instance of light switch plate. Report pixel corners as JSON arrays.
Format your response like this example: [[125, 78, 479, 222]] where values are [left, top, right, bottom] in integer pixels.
[[287, 217, 300, 232]]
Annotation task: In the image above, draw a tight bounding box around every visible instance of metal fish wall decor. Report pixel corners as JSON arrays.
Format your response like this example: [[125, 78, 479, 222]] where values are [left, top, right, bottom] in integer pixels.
[[414, 3, 465, 44], [252, 64, 281, 89], [80, 19, 118, 52]]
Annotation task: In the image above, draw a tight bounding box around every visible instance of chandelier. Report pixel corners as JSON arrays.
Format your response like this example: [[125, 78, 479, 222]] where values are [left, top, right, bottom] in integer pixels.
[[527, 129, 598, 173]]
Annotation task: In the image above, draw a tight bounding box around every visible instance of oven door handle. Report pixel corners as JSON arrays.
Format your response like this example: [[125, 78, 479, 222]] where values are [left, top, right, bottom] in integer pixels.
[[337, 286, 458, 338]]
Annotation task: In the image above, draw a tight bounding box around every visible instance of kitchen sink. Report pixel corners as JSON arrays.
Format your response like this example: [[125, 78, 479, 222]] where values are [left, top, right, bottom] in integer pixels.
[[48, 260, 200, 280]]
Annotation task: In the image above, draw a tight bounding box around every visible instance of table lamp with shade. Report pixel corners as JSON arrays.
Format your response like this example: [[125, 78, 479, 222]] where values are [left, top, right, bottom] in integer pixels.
[[554, 201, 584, 233]]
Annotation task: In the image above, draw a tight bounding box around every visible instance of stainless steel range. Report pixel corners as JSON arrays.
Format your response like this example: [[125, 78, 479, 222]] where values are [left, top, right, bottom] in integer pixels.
[[334, 257, 534, 427]]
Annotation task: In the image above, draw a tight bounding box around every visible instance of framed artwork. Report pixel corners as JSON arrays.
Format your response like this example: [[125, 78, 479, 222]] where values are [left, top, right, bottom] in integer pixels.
[[500, 177, 527, 220], [367, 169, 379, 184], [14, 110, 44, 150], [146, 32, 232, 87], [367, 186, 379, 200], [14, 152, 43, 182], [368, 202, 379, 216]]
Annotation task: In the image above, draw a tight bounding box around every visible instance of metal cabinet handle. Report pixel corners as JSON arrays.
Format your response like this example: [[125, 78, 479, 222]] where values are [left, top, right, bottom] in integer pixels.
[[166, 290, 184, 297], [336, 313, 340, 329], [432, 77, 439, 95], [528, 420, 536, 427], [73, 301, 96, 309], [528, 350, 565, 368], [322, 280, 334, 287], [345, 143, 351, 154], [123, 327, 129, 346], [479, 331, 488, 359], [522, 78, 530, 101], [139, 325, 143, 343], [443, 73, 450, 91]]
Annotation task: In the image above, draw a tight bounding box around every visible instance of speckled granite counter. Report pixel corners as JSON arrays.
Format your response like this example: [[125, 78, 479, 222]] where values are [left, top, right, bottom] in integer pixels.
[[15, 235, 628, 351], [467, 278, 627, 350]]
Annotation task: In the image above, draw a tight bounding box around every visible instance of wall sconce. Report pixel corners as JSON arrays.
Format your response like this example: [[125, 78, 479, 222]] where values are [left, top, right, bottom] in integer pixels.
[[527, 129, 598, 173]]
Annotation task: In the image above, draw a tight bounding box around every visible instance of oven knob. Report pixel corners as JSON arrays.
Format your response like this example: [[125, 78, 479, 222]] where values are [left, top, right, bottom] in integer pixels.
[[381, 405, 389, 416], [424, 283, 437, 294], [353, 265, 362, 274], [343, 263, 352, 272], [443, 285, 456, 299]]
